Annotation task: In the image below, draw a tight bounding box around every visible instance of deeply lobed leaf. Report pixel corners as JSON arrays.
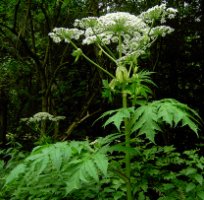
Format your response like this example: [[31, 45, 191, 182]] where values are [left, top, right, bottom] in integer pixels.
[[100, 98, 201, 143], [4, 140, 110, 199]]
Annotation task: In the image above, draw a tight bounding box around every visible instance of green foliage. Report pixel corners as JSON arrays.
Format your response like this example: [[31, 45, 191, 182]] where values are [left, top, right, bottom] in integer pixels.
[[99, 98, 200, 143], [107, 144, 204, 200], [0, 158, 5, 198], [131, 98, 200, 142], [1, 137, 203, 200], [0, 144, 27, 199], [98, 107, 135, 130], [0, 57, 31, 89], [48, 4, 201, 200], [2, 139, 109, 199], [14, 140, 203, 200], [103, 71, 156, 103], [154, 148, 204, 200]]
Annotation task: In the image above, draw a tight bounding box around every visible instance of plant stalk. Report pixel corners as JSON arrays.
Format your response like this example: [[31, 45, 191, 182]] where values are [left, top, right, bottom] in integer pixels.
[[68, 39, 115, 79], [122, 90, 132, 200], [118, 33, 122, 58], [97, 44, 117, 64]]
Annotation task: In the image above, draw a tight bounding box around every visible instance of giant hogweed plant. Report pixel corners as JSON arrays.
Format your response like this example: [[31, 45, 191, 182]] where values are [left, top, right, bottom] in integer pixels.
[[2, 4, 202, 200], [48, 4, 201, 199], [21, 112, 66, 145]]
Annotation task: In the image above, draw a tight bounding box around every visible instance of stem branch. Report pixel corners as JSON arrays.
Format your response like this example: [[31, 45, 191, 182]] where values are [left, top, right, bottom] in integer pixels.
[[69, 39, 115, 78], [97, 44, 117, 64]]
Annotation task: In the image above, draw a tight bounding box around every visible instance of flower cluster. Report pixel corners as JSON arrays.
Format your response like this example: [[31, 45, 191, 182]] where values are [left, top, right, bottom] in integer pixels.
[[48, 27, 84, 43], [74, 12, 149, 47], [150, 26, 174, 38], [21, 112, 66, 123], [139, 4, 178, 24], [49, 4, 177, 61]]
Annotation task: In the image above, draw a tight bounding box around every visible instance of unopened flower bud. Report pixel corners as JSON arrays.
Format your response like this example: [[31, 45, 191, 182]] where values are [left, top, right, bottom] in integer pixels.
[[116, 66, 129, 82]]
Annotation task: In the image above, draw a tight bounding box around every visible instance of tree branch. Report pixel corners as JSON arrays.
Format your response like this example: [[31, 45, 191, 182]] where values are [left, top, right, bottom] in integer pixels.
[[65, 109, 101, 138], [0, 23, 41, 67], [40, 3, 51, 32], [64, 93, 100, 138], [28, 0, 36, 53], [13, 0, 21, 30], [53, 0, 63, 27]]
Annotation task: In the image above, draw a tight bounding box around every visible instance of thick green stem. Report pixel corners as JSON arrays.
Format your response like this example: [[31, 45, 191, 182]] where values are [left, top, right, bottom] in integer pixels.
[[122, 90, 132, 200]]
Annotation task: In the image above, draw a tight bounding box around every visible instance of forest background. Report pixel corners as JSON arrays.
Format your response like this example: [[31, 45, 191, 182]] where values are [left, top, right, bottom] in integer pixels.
[[0, 0, 204, 151]]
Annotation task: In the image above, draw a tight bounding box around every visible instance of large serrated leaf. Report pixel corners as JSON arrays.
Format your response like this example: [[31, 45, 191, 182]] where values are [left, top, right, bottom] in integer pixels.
[[5, 163, 26, 185], [130, 98, 200, 143], [84, 159, 99, 182], [49, 145, 62, 171], [4, 136, 111, 199], [131, 105, 161, 143], [186, 182, 196, 192], [155, 98, 200, 136], [102, 107, 135, 130], [194, 174, 203, 185], [93, 153, 108, 176]]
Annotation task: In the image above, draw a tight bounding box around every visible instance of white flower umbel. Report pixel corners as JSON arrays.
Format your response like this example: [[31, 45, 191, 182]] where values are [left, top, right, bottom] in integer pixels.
[[139, 4, 178, 24], [22, 112, 66, 124], [74, 12, 149, 49], [21, 112, 66, 139], [150, 26, 174, 38], [49, 5, 177, 59], [48, 27, 84, 43], [49, 4, 177, 67]]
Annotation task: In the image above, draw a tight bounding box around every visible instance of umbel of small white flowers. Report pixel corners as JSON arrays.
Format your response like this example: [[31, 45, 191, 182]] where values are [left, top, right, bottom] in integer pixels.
[[21, 112, 66, 124], [48, 4, 177, 62]]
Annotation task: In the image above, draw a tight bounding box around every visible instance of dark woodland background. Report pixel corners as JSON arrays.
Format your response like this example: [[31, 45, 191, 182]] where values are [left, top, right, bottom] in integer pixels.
[[0, 0, 203, 151]]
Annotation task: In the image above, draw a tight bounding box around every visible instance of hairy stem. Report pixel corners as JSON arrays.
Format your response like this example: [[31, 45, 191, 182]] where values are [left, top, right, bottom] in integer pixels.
[[122, 90, 132, 200]]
